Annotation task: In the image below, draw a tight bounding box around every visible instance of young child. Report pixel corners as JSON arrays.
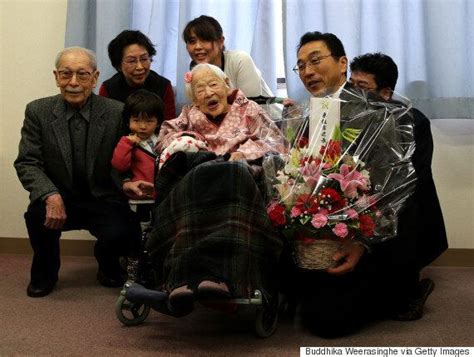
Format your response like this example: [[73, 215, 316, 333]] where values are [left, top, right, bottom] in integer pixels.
[[112, 89, 164, 199]]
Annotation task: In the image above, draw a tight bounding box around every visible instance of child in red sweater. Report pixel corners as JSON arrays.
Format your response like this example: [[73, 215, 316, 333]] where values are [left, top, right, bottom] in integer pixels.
[[112, 89, 164, 199]]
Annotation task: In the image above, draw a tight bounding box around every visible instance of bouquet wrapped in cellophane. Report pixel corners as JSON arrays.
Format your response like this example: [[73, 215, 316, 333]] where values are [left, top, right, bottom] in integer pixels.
[[263, 87, 417, 270]]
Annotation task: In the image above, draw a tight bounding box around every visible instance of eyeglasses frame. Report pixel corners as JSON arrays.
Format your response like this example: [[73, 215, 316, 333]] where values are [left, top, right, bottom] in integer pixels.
[[293, 54, 333, 74], [122, 55, 152, 67], [56, 69, 95, 83]]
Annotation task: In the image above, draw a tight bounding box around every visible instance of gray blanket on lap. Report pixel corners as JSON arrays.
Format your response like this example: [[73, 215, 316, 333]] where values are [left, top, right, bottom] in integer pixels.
[[146, 152, 283, 299]]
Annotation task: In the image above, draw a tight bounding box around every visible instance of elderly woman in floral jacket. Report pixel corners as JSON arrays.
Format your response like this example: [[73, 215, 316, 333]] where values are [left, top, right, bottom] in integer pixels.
[[146, 63, 287, 315]]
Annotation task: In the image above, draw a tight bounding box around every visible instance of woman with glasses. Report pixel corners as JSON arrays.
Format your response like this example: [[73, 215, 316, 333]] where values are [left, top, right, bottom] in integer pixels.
[[99, 30, 176, 121], [182, 15, 273, 98]]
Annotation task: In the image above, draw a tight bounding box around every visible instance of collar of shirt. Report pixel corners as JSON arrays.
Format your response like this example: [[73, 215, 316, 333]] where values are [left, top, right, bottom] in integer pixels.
[[139, 134, 159, 152], [331, 81, 347, 99], [65, 97, 91, 122]]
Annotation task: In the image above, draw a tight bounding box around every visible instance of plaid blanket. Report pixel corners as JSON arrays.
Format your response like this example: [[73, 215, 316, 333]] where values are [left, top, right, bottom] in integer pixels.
[[146, 152, 283, 299]]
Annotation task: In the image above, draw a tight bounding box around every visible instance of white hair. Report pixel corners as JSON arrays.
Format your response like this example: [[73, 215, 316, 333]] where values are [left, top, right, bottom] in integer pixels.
[[184, 63, 233, 101], [55, 47, 97, 70]]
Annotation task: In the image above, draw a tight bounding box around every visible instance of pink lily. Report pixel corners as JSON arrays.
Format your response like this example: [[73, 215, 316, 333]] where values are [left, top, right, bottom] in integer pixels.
[[328, 164, 369, 199], [300, 160, 321, 189]]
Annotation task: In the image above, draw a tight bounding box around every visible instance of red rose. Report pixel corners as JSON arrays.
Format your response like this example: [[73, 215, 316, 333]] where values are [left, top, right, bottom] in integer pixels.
[[267, 202, 287, 227], [294, 194, 319, 214], [317, 187, 346, 213], [359, 214, 375, 236]]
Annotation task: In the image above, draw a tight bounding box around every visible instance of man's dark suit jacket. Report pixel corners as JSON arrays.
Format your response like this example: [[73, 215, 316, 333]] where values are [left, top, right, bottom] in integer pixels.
[[409, 108, 448, 267], [338, 85, 447, 267], [338, 85, 416, 216], [377, 108, 448, 270], [14, 93, 126, 205]]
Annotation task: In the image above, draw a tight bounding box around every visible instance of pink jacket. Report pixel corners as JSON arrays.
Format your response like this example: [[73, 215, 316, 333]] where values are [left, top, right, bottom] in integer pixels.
[[157, 90, 287, 160]]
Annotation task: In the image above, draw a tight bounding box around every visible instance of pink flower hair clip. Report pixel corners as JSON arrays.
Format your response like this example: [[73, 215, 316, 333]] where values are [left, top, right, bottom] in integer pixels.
[[184, 71, 193, 83]]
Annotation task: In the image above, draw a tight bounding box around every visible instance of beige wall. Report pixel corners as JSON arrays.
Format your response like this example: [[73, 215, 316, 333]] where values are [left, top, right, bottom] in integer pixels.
[[1, 0, 92, 241], [431, 120, 474, 249], [0, 1, 473, 248]]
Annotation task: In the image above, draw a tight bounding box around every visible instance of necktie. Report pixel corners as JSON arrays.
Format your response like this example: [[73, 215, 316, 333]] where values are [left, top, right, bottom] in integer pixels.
[[70, 112, 88, 192]]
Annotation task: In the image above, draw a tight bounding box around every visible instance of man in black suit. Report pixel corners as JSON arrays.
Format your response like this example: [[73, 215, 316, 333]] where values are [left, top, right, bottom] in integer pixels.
[[14, 47, 141, 297], [349, 52, 448, 320], [290, 31, 418, 337]]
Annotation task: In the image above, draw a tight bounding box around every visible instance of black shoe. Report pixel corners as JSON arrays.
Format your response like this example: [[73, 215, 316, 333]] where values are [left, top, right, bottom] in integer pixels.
[[393, 278, 435, 321], [27, 281, 55, 298], [97, 270, 125, 288]]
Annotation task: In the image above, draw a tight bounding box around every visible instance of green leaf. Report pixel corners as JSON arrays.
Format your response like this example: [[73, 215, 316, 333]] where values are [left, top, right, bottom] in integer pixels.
[[331, 124, 342, 141], [299, 215, 312, 225], [342, 128, 362, 143], [285, 126, 296, 143]]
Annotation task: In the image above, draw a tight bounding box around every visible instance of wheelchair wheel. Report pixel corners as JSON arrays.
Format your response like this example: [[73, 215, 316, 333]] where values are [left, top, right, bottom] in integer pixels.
[[254, 296, 279, 338], [115, 294, 150, 326]]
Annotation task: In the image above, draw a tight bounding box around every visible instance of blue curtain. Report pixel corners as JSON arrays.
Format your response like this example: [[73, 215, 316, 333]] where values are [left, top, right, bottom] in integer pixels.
[[65, 0, 473, 118], [131, 0, 278, 108], [65, 0, 132, 86], [65, 0, 277, 109], [283, 0, 473, 119]]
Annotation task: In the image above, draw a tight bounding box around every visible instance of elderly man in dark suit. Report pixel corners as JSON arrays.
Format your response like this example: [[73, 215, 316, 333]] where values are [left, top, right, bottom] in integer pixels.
[[14, 47, 141, 298], [288, 31, 419, 337]]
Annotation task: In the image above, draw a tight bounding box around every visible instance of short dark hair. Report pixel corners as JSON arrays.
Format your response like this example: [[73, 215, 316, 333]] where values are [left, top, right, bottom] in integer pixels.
[[297, 31, 346, 59], [122, 89, 164, 131], [182, 15, 224, 44], [108, 30, 156, 71], [350, 52, 398, 91]]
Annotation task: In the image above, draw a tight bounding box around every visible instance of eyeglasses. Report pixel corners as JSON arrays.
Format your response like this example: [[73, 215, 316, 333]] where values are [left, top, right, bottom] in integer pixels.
[[57, 70, 94, 82], [122, 55, 151, 66], [293, 54, 333, 74]]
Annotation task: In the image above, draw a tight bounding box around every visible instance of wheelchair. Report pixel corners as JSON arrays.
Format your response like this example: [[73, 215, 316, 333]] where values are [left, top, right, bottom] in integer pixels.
[[115, 200, 280, 338]]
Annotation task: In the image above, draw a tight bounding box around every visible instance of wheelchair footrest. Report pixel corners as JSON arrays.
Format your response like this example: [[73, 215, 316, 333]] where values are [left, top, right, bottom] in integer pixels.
[[122, 282, 187, 317]]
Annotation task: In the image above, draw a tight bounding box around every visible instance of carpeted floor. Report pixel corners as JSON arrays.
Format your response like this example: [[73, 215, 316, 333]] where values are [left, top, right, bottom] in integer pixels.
[[1, 254, 473, 356]]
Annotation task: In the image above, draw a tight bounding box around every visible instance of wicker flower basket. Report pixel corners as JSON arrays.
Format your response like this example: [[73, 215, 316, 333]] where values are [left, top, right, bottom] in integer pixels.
[[294, 239, 342, 270]]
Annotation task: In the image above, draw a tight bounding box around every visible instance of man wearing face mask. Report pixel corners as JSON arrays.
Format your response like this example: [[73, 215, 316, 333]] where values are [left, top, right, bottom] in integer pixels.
[[14, 47, 140, 298], [349, 52, 447, 321]]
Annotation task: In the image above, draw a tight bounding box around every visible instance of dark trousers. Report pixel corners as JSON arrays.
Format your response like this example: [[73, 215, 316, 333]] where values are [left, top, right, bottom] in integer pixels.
[[302, 273, 372, 337], [281, 253, 383, 338], [25, 197, 140, 284]]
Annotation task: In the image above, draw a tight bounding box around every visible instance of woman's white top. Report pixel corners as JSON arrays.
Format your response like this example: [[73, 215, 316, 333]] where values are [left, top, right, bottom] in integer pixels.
[[223, 50, 274, 98]]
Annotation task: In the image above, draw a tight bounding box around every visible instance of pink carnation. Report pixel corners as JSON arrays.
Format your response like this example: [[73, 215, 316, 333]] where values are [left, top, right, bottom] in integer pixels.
[[184, 71, 193, 83], [332, 223, 349, 238], [291, 206, 303, 218], [346, 208, 359, 219], [311, 213, 328, 228]]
